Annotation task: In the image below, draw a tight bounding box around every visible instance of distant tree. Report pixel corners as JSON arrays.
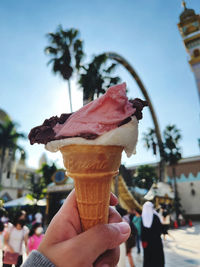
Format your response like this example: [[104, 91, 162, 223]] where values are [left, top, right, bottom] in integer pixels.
[[134, 165, 158, 190], [38, 163, 58, 186], [143, 128, 157, 155], [162, 124, 182, 225], [79, 53, 121, 104], [29, 174, 46, 201], [45, 26, 84, 112], [143, 128, 166, 182], [163, 125, 182, 165], [29, 163, 58, 201], [119, 164, 133, 187], [0, 120, 25, 183]]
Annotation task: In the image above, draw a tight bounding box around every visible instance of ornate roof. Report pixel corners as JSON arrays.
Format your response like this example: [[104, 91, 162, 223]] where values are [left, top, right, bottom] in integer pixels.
[[179, 2, 196, 22]]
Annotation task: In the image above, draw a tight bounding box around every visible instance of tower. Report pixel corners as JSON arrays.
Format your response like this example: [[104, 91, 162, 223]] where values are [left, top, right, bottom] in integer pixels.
[[178, 1, 200, 101]]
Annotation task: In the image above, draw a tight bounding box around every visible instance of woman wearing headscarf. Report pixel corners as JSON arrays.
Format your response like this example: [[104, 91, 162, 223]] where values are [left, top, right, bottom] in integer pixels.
[[141, 201, 165, 267]]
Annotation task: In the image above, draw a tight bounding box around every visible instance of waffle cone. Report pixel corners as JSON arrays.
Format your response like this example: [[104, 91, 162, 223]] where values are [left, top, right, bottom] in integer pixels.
[[60, 144, 123, 231]]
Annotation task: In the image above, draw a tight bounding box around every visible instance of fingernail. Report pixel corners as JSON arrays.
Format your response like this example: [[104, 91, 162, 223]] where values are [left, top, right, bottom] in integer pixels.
[[118, 222, 130, 234], [101, 265, 109, 267]]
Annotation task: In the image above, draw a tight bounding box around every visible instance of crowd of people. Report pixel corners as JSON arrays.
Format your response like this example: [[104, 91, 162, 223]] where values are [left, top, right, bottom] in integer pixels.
[[0, 193, 188, 267], [0, 208, 44, 267]]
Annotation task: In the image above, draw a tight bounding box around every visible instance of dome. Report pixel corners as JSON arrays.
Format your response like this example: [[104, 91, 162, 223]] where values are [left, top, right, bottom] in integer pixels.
[[180, 6, 196, 22], [0, 109, 11, 123]]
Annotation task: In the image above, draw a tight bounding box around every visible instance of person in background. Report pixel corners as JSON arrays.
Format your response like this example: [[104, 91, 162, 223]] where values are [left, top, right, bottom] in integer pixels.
[[162, 209, 173, 241], [22, 190, 131, 267], [132, 209, 142, 254], [123, 210, 136, 267], [34, 211, 43, 224], [0, 221, 5, 250], [1, 208, 9, 225], [3, 210, 29, 267], [28, 213, 33, 224], [28, 223, 44, 253], [141, 201, 165, 267]]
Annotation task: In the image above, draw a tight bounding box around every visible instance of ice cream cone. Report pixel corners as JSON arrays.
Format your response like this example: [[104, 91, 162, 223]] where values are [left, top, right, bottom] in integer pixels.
[[60, 144, 123, 231]]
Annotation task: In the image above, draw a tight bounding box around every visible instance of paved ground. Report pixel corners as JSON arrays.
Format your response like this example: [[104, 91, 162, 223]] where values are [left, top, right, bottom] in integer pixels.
[[126, 223, 200, 267]]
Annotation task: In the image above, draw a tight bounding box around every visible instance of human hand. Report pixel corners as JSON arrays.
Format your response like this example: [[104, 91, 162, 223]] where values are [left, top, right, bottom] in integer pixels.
[[38, 189, 130, 267]]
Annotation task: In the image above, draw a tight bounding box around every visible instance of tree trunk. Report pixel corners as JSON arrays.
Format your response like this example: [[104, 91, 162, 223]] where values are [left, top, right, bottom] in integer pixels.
[[172, 165, 180, 226], [67, 80, 73, 112], [0, 147, 6, 184]]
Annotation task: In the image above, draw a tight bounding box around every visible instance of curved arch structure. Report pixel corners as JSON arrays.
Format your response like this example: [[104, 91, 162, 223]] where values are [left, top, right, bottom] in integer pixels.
[[105, 52, 165, 181]]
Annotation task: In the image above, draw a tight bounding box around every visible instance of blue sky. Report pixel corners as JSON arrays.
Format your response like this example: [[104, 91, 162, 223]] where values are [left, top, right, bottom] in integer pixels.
[[0, 0, 199, 169]]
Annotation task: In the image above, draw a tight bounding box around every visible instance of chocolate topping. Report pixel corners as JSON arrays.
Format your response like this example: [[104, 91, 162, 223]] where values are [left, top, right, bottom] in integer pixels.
[[28, 98, 148, 145], [28, 114, 72, 145]]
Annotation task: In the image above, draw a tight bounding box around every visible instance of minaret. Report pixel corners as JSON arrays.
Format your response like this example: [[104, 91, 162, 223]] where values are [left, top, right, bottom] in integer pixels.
[[178, 1, 200, 101]]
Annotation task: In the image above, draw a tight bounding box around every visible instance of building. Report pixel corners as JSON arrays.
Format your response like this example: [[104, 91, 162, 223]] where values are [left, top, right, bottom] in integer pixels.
[[0, 108, 38, 201], [129, 155, 200, 219], [178, 1, 200, 100], [0, 158, 37, 202]]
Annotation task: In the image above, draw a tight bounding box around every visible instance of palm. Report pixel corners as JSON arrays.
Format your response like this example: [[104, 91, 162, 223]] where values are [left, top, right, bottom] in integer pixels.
[[143, 128, 158, 155], [163, 125, 182, 165], [134, 165, 158, 190], [79, 54, 121, 104], [0, 120, 25, 181], [45, 26, 84, 112]]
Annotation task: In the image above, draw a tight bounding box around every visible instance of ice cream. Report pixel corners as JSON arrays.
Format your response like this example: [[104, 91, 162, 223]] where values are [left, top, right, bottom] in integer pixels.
[[29, 83, 147, 156], [29, 82, 147, 230]]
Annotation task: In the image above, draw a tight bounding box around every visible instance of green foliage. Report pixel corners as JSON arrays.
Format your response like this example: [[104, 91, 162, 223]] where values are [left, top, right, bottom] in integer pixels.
[[119, 164, 133, 187], [38, 163, 57, 186], [143, 128, 157, 155], [0, 120, 26, 181], [45, 27, 122, 107], [79, 53, 121, 102], [0, 120, 25, 152], [29, 163, 57, 201], [143, 124, 182, 165], [134, 165, 158, 190], [162, 125, 182, 165], [45, 25, 84, 81], [29, 174, 46, 201]]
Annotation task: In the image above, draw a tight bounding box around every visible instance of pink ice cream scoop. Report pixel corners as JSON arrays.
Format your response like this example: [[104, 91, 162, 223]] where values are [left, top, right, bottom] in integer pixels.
[[28, 82, 147, 146], [53, 83, 136, 137]]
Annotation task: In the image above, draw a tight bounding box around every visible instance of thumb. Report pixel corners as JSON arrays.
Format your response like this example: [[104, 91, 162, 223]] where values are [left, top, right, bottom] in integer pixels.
[[66, 222, 130, 266]]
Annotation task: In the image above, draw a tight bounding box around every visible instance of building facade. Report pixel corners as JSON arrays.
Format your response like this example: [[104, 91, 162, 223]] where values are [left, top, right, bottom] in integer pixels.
[[129, 155, 200, 219], [0, 108, 38, 201], [0, 159, 37, 202]]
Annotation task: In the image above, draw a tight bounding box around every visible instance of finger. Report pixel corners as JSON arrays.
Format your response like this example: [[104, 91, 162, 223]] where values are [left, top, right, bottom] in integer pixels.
[[94, 247, 120, 267], [109, 192, 118, 206], [108, 206, 122, 224], [51, 222, 131, 267], [42, 189, 81, 245]]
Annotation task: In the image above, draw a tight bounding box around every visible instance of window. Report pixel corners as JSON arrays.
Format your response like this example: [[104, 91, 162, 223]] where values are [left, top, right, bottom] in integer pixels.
[[193, 49, 200, 57]]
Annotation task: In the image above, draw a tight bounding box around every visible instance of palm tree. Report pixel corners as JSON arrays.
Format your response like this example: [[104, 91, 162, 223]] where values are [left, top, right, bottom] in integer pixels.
[[38, 162, 57, 187], [0, 120, 25, 183], [134, 165, 158, 190], [143, 128, 158, 155], [45, 26, 84, 112], [79, 54, 121, 105], [163, 124, 182, 225], [143, 128, 165, 180]]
